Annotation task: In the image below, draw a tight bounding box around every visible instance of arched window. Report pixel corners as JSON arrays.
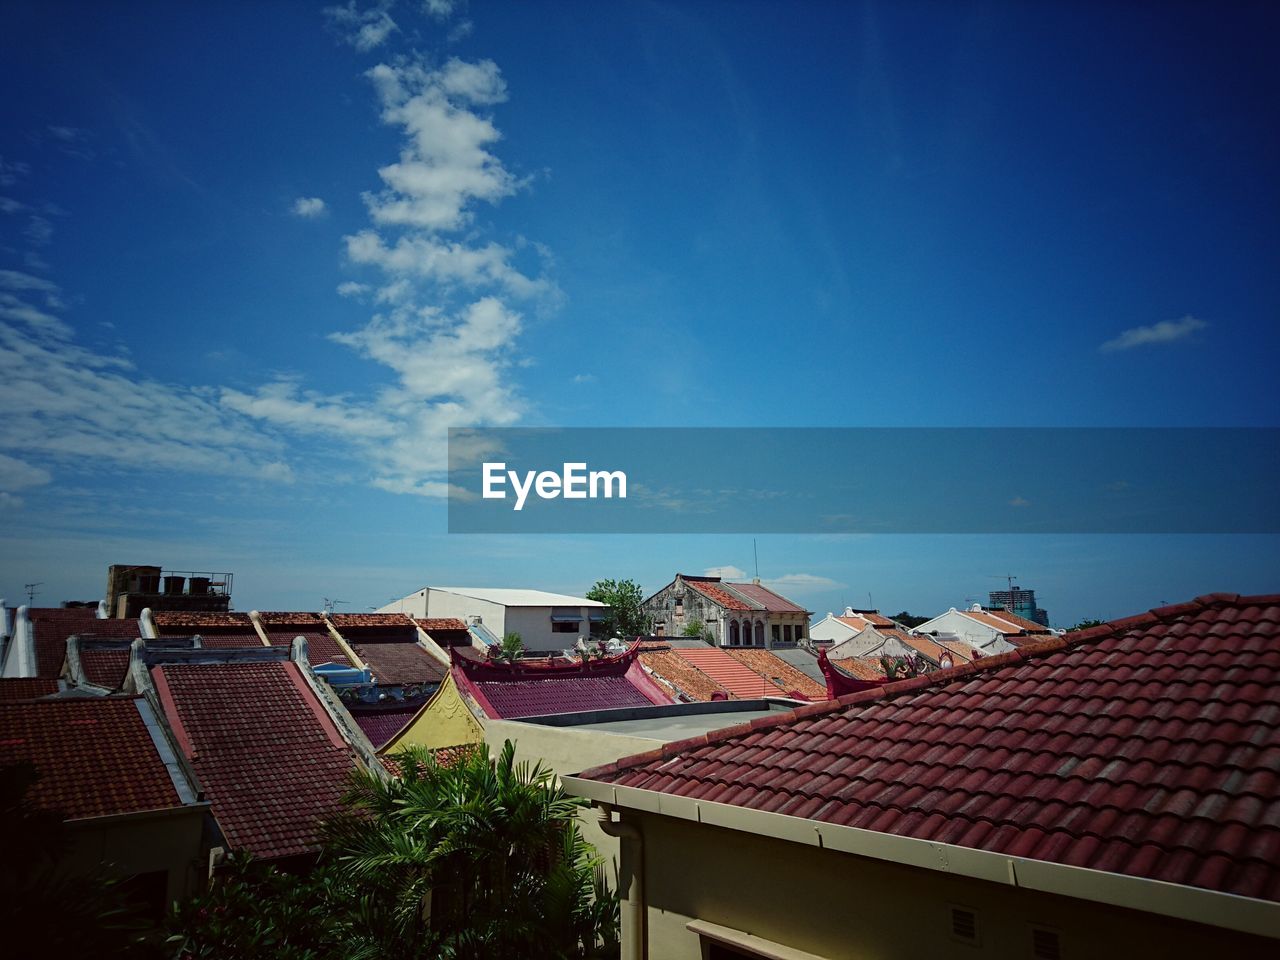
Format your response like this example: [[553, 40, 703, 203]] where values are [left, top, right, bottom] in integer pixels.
[[729, 620, 740, 646], [755, 620, 765, 646]]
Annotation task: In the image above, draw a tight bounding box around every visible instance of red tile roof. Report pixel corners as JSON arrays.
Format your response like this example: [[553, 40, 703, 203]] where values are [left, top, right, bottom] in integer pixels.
[[987, 608, 1052, 632], [836, 612, 896, 631], [329, 613, 415, 628], [673, 647, 790, 699], [964, 608, 1048, 636], [725, 649, 826, 700], [196, 633, 267, 648], [0, 678, 59, 700], [352, 640, 445, 685], [829, 656, 889, 682], [0, 696, 186, 819], [151, 660, 357, 860], [684, 578, 755, 611], [257, 611, 326, 626], [453, 645, 673, 719], [582, 593, 1280, 902], [152, 612, 253, 629], [638, 644, 731, 702], [28, 610, 100, 678], [352, 704, 422, 750], [726, 582, 809, 614], [79, 648, 130, 688], [414, 618, 473, 647], [264, 630, 353, 668]]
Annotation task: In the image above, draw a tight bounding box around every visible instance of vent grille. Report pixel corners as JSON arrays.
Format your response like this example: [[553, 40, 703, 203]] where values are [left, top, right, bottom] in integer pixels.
[[950, 906, 979, 945], [1032, 926, 1062, 960]]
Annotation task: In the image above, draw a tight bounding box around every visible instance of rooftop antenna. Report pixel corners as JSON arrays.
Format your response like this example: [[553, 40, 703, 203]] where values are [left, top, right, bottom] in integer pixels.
[[753, 538, 760, 581], [322, 597, 349, 614], [24, 582, 42, 605], [867, 592, 874, 610]]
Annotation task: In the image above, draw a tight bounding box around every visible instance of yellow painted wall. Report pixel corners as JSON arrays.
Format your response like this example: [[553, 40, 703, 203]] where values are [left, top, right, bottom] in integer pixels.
[[382, 671, 483, 754], [629, 812, 1275, 960]]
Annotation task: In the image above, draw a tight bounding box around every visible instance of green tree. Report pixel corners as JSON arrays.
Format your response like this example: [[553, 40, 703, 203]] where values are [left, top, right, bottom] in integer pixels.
[[1068, 618, 1106, 631], [498, 631, 525, 663], [890, 611, 929, 629], [323, 742, 618, 960], [682, 619, 713, 644], [586, 579, 651, 638]]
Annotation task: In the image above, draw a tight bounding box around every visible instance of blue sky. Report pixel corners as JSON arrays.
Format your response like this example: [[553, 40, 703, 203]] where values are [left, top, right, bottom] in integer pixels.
[[1, 0, 1277, 625]]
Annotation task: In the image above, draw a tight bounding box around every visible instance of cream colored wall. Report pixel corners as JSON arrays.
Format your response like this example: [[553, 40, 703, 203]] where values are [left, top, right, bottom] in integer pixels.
[[383, 672, 484, 753], [486, 719, 663, 865], [631, 812, 1274, 960]]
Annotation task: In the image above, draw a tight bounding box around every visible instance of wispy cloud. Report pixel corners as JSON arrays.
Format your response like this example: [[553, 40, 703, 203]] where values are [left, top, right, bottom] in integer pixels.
[[227, 13, 558, 498], [763, 572, 843, 592], [704, 565, 746, 579], [0, 156, 30, 187], [292, 196, 328, 218], [1100, 315, 1207, 353], [325, 1, 399, 51], [1009, 496, 1030, 507]]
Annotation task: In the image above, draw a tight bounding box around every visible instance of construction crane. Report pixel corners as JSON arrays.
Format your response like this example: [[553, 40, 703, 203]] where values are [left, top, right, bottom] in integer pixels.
[[988, 574, 1019, 593]]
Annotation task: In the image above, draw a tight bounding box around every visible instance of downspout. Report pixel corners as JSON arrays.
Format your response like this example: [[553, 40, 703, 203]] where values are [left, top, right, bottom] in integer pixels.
[[597, 804, 645, 960]]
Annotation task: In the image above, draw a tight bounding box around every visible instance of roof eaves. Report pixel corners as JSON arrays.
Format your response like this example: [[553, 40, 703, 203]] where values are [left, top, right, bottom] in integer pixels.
[[562, 779, 1280, 942]]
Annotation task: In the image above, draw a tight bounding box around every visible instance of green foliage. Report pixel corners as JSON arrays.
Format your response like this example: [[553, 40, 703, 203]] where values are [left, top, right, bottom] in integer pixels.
[[586, 579, 651, 638], [0, 763, 156, 959], [682, 619, 714, 644], [890, 611, 930, 629], [324, 741, 619, 960], [164, 854, 347, 960], [499, 631, 525, 663]]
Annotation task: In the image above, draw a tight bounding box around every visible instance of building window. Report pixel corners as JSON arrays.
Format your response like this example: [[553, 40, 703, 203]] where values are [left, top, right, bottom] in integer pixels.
[[795, 623, 805, 640], [754, 621, 765, 646], [729, 620, 740, 646], [771, 624, 780, 644], [783, 624, 793, 644], [552, 621, 581, 633]]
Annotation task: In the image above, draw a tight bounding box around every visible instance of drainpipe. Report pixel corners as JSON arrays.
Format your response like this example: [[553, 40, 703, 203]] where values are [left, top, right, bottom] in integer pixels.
[[597, 804, 645, 960]]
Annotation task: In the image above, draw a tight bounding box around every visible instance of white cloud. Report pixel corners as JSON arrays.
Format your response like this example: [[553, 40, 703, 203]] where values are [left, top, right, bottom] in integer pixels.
[[1100, 315, 1207, 353], [0, 156, 30, 187], [0, 197, 28, 215], [0, 269, 57, 293], [0, 453, 51, 492], [705, 565, 747, 579], [24, 215, 53, 246], [572, 373, 596, 384], [324, 2, 399, 51], [292, 196, 328, 218], [423, 0, 457, 19], [345, 230, 553, 300], [1009, 496, 1031, 507], [763, 573, 843, 592], [337, 280, 371, 297]]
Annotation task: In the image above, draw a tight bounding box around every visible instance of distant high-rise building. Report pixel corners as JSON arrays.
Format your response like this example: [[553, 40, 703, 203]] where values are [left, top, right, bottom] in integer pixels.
[[988, 586, 1049, 627]]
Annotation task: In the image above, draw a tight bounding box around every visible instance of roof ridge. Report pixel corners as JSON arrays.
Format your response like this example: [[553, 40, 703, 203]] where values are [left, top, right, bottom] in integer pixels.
[[577, 593, 1261, 783]]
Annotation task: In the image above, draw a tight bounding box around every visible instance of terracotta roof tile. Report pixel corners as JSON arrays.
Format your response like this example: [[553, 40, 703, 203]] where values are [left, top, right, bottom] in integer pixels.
[[329, 613, 415, 628], [28, 610, 101, 678], [726, 582, 809, 614], [684, 578, 755, 611], [264, 630, 353, 668], [152, 660, 357, 860], [674, 647, 790, 699], [152, 612, 253, 629], [724, 649, 826, 700], [257, 611, 326, 626], [353, 640, 445, 684], [638, 646, 731, 702], [581, 593, 1280, 902], [414, 618, 473, 647], [0, 696, 185, 819], [79, 648, 130, 688], [0, 678, 59, 700]]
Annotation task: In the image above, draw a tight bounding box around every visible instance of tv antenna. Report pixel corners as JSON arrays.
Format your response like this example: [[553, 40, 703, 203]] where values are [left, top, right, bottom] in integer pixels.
[[753, 538, 759, 580], [322, 597, 349, 614], [24, 582, 42, 605]]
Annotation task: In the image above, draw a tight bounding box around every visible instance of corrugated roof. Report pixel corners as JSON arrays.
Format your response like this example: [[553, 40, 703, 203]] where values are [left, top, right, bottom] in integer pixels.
[[684, 579, 756, 611], [581, 593, 1280, 903], [151, 660, 357, 860], [638, 644, 731, 702], [727, 582, 810, 614], [0, 696, 191, 819], [429, 587, 606, 607]]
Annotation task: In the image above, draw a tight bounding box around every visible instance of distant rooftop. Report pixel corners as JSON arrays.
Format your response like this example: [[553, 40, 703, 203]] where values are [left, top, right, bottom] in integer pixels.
[[431, 587, 607, 607]]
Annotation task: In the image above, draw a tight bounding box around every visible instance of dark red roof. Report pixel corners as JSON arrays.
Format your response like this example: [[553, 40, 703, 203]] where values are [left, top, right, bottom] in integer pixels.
[[726, 582, 809, 614], [0, 678, 59, 700], [351, 703, 421, 750], [80, 648, 130, 688], [264, 630, 353, 668], [28, 610, 100, 678], [580, 593, 1280, 903], [152, 612, 253, 629], [351, 640, 445, 685], [416, 617, 468, 631], [329, 613, 414, 628], [151, 660, 356, 860], [257, 611, 326, 626], [453, 645, 673, 719], [0, 696, 186, 819]]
